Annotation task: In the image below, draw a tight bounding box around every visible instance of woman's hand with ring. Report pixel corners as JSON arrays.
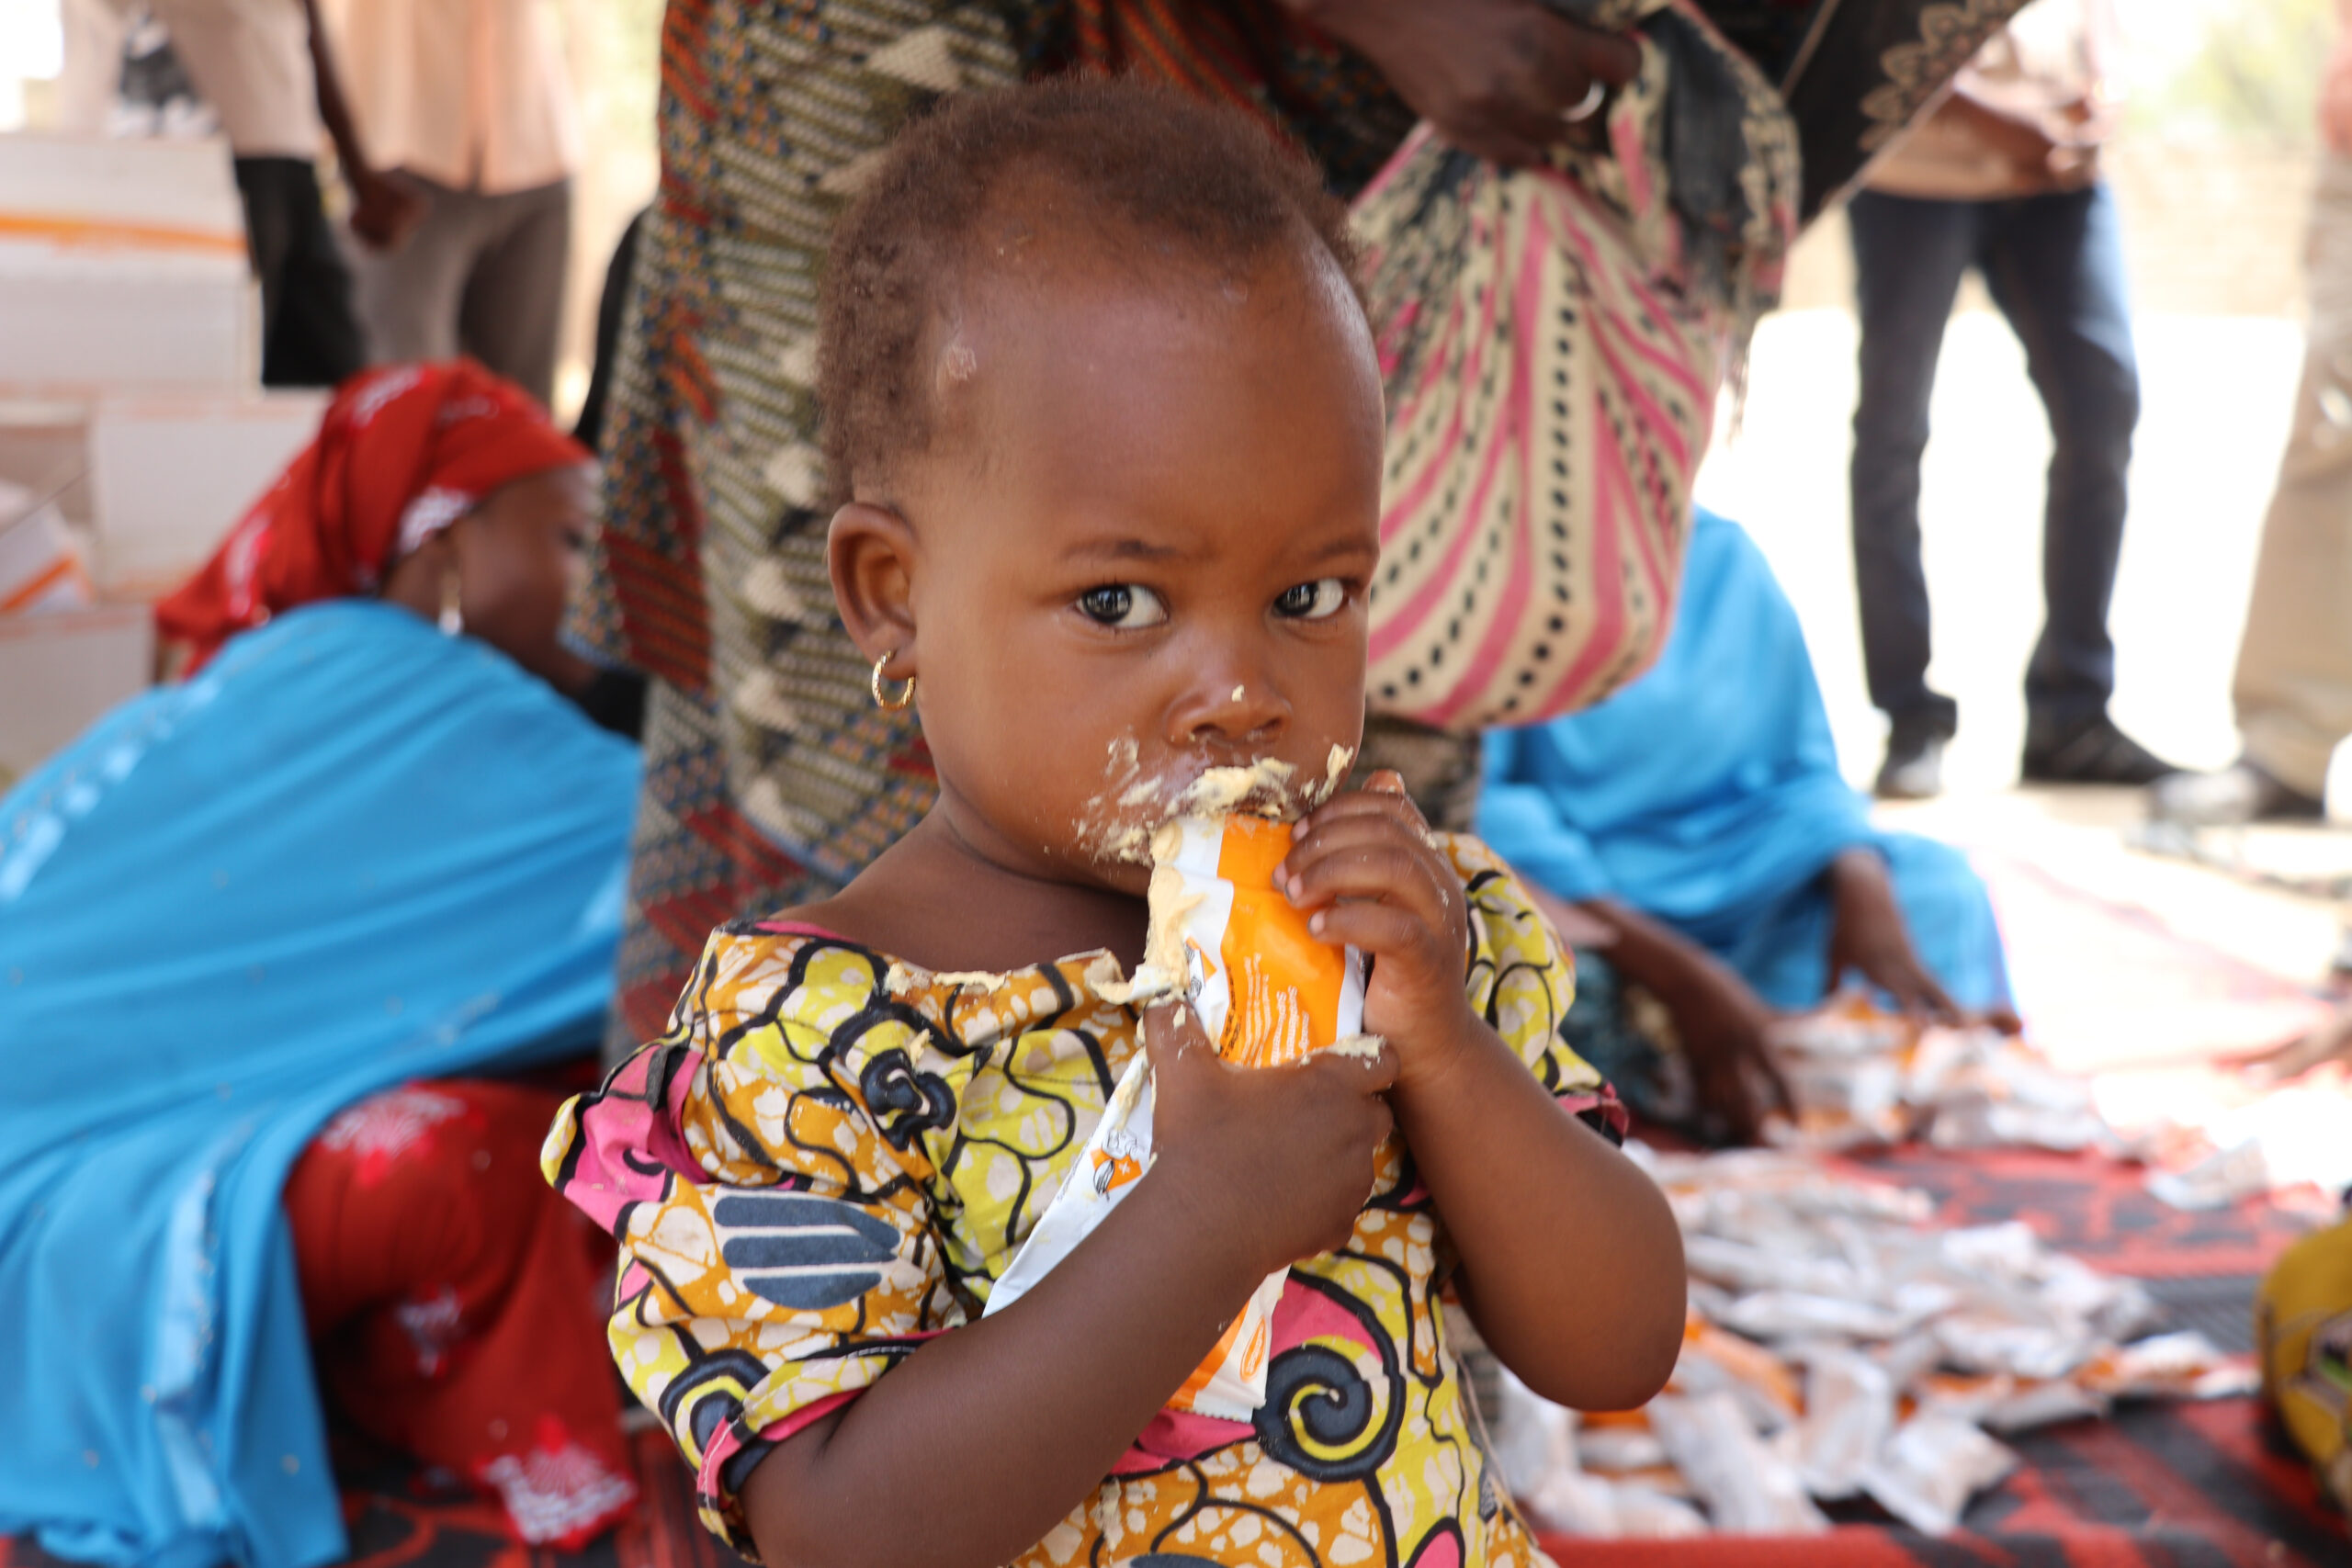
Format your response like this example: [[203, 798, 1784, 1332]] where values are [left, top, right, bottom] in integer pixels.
[[1283, 0, 1638, 166]]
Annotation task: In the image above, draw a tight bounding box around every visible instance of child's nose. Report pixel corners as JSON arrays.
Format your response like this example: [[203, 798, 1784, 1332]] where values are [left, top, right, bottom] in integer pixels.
[[1172, 670, 1289, 749]]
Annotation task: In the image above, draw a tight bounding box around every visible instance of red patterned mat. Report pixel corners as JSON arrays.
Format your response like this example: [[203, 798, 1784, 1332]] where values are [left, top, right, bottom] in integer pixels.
[[1527, 1143, 2338, 1568]]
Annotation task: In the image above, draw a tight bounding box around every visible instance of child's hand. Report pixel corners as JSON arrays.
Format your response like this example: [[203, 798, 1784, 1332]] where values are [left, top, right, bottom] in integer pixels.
[[1143, 1000, 1397, 1276], [1281, 772, 1477, 1088]]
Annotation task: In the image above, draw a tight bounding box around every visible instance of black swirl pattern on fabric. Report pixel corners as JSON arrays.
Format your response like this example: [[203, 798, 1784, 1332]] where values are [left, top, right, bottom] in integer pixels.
[[657, 1346, 775, 1458], [855, 1045, 958, 1148], [1252, 1280, 1405, 1483]]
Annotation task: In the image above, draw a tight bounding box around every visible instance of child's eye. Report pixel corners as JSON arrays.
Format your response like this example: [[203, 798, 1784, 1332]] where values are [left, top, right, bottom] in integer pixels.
[[1076, 584, 1169, 629], [1274, 578, 1350, 621]]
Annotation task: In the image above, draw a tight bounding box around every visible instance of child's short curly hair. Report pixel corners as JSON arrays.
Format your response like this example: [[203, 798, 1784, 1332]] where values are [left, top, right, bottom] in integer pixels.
[[817, 75, 1364, 502]]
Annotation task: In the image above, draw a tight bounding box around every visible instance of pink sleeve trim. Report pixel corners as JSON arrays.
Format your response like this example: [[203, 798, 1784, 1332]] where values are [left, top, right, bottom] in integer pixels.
[[1560, 1085, 1631, 1140], [694, 1390, 859, 1517], [551, 1043, 707, 1234], [747, 919, 849, 939]]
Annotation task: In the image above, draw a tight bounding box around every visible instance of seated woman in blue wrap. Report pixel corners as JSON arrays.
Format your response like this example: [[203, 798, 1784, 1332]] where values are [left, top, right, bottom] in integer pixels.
[[1479, 509, 2013, 1145], [0, 363, 642, 1568]]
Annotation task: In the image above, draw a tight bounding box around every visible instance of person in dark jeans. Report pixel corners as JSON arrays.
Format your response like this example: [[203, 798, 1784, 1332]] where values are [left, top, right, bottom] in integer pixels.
[[1847, 0, 2177, 797]]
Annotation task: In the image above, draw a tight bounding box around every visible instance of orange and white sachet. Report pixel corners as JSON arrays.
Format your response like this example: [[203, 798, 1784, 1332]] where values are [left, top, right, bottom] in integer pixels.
[[982, 814, 1367, 1420]]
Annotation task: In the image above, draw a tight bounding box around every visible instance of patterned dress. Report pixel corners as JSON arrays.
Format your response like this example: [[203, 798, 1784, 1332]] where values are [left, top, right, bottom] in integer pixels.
[[544, 834, 1624, 1564]]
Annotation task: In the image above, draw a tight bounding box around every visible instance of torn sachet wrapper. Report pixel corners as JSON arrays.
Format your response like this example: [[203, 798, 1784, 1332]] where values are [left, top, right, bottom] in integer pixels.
[[984, 815, 1369, 1419]]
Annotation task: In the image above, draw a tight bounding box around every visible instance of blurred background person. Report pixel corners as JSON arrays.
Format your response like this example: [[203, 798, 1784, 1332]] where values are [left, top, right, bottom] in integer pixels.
[[328, 0, 578, 405], [1480, 509, 2015, 1145], [0, 363, 640, 1568], [2151, 0, 2352, 828], [1849, 0, 2177, 800], [54, 0, 421, 387]]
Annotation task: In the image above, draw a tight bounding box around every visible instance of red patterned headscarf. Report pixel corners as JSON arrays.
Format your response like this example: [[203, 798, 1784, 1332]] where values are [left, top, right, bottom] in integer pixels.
[[156, 361, 591, 672]]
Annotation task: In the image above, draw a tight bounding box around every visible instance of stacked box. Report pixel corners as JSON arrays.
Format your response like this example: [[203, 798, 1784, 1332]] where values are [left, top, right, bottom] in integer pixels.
[[0, 132, 316, 774]]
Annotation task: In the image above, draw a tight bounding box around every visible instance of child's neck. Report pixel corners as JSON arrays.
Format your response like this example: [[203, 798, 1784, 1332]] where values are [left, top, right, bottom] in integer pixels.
[[781, 809, 1150, 976]]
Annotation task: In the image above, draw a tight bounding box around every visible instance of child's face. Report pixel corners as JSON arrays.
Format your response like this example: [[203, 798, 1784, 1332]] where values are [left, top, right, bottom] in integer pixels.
[[853, 227, 1385, 897]]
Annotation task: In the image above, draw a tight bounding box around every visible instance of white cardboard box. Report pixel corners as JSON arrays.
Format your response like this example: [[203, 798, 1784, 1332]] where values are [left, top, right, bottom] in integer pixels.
[[0, 602, 153, 787], [0, 132, 247, 239], [0, 260, 257, 392], [0, 133, 256, 394], [0, 401, 93, 529], [86, 391, 326, 594]]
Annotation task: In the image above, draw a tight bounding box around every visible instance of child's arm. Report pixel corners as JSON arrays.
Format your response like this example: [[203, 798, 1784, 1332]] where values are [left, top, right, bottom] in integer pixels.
[[1377, 993, 1686, 1411], [739, 1011, 1396, 1568], [1284, 780, 1688, 1413]]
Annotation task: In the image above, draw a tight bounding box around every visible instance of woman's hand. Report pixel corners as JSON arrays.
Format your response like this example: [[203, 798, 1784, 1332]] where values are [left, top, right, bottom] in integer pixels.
[[1283, 0, 1642, 167], [1281, 773, 1482, 1089], [2237, 1002, 2352, 1085], [1145, 999, 1398, 1276], [1660, 948, 1792, 1146], [1561, 895, 1792, 1145], [1824, 848, 1960, 1024]]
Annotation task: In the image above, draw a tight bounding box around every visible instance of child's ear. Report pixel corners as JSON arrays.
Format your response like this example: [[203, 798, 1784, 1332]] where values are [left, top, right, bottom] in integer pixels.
[[828, 502, 921, 670]]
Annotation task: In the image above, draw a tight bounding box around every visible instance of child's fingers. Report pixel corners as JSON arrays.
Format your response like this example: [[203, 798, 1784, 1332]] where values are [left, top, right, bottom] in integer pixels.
[[1307, 898, 1447, 972], [1142, 998, 1214, 1068], [1302, 1035, 1401, 1097], [1296, 780, 1431, 841], [1284, 812, 1427, 877], [1286, 809, 1426, 862], [1298, 1047, 1399, 1151], [1292, 851, 1453, 937], [1284, 821, 1457, 929]]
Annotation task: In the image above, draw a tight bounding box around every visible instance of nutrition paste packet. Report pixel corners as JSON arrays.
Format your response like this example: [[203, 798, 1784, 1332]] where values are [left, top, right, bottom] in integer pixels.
[[984, 814, 1370, 1420]]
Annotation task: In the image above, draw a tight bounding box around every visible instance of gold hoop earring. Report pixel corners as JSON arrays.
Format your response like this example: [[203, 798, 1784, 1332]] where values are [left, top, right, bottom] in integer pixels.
[[437, 565, 464, 636], [870, 649, 916, 710]]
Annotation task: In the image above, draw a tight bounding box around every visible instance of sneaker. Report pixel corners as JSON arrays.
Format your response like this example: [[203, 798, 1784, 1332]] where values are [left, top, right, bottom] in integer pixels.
[[2020, 714, 2180, 786], [1875, 725, 1947, 800], [2148, 759, 2325, 826]]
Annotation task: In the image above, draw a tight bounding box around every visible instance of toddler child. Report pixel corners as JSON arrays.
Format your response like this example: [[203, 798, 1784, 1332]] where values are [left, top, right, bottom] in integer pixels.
[[545, 78, 1686, 1568]]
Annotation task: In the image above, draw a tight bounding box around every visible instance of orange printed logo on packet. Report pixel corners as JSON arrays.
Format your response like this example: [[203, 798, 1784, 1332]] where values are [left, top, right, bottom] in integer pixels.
[[1159, 815, 1366, 1072], [1210, 818, 1352, 1067], [1089, 1131, 1146, 1198]]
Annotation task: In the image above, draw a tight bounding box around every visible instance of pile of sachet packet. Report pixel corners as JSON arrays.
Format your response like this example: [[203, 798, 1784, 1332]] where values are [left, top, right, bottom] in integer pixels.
[[1464, 1145, 2252, 1539], [1767, 1003, 2109, 1155]]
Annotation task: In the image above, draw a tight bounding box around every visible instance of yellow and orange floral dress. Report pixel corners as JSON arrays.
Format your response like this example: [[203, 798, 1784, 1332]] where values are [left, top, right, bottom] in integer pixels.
[[543, 834, 1621, 1566]]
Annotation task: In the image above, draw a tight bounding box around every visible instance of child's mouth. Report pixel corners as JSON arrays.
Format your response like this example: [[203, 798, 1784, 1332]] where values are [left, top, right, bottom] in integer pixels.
[[1127, 758, 1299, 820], [1076, 741, 1358, 867]]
